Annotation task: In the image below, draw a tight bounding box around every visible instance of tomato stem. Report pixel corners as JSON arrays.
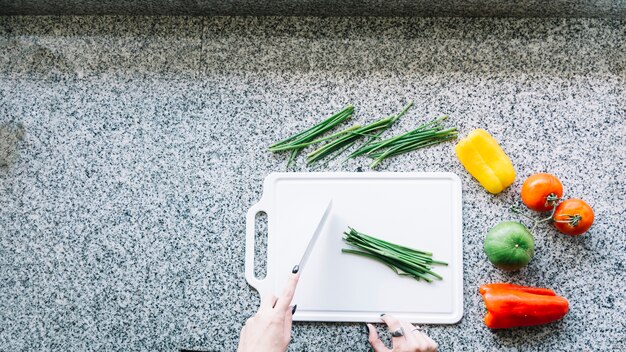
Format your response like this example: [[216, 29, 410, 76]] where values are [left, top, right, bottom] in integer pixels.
[[510, 205, 558, 232], [554, 214, 582, 226], [510, 206, 538, 222], [545, 193, 560, 207]]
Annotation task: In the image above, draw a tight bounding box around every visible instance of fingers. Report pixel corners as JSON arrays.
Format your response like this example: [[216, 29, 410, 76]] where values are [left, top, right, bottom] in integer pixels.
[[283, 305, 295, 342], [412, 328, 430, 350], [367, 323, 390, 352], [420, 332, 439, 352], [382, 315, 439, 351], [380, 314, 403, 331], [369, 316, 438, 352], [260, 294, 278, 310], [401, 321, 419, 345], [275, 270, 300, 312], [380, 314, 406, 347], [407, 325, 438, 352]]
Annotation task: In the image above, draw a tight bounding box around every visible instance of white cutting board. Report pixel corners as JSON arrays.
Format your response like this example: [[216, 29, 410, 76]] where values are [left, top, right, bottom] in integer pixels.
[[245, 172, 463, 323]]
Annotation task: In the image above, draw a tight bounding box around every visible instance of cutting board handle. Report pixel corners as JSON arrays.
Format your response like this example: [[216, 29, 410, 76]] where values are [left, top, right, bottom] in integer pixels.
[[245, 201, 269, 295]]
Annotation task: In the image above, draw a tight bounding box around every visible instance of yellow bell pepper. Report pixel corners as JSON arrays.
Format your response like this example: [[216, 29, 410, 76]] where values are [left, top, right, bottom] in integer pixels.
[[455, 129, 516, 194]]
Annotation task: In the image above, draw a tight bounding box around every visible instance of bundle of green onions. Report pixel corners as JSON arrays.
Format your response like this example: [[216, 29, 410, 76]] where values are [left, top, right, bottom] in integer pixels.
[[342, 227, 447, 282], [269, 102, 457, 169], [268, 105, 355, 167], [349, 115, 458, 168], [306, 101, 413, 165]]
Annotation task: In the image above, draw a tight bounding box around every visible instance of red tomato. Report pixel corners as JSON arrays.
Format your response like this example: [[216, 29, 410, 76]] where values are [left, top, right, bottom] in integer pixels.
[[553, 198, 594, 236], [521, 173, 564, 212]]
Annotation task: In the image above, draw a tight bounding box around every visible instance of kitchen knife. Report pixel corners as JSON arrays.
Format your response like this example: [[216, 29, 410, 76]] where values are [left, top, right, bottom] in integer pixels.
[[297, 200, 333, 273]]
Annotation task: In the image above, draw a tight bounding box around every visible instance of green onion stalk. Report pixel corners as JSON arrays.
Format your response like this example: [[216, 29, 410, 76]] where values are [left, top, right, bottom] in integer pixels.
[[342, 227, 447, 282], [306, 101, 414, 166], [268, 105, 355, 168], [349, 115, 458, 168]]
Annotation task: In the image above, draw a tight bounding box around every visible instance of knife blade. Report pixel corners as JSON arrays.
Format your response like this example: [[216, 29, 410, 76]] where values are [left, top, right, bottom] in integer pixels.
[[297, 200, 333, 273]]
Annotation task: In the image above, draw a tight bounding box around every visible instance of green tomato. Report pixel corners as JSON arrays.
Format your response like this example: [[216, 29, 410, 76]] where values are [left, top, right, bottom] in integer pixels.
[[483, 221, 535, 271]]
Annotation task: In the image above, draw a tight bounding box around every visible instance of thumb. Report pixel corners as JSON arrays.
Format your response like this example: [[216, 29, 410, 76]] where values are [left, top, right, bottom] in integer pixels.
[[367, 323, 390, 352]]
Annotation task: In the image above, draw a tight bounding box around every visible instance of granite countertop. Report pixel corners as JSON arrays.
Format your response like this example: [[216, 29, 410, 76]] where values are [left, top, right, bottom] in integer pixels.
[[0, 16, 625, 351], [2, 0, 626, 17]]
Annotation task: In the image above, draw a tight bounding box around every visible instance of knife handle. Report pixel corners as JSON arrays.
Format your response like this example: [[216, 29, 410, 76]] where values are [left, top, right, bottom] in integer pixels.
[[245, 201, 270, 295]]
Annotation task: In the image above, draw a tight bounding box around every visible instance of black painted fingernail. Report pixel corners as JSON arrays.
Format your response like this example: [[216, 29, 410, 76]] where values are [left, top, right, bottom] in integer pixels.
[[292, 265, 299, 273], [364, 324, 370, 334], [380, 313, 386, 317], [292, 304, 298, 314]]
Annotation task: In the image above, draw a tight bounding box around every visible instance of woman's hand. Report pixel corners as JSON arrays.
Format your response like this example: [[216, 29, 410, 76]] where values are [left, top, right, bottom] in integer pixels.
[[237, 266, 300, 352], [367, 314, 438, 352]]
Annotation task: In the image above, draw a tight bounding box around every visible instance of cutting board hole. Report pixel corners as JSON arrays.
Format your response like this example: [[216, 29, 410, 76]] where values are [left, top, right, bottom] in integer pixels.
[[254, 211, 268, 279]]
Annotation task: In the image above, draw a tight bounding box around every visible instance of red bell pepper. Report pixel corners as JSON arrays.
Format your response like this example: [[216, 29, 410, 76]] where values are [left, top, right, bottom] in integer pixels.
[[479, 283, 569, 329]]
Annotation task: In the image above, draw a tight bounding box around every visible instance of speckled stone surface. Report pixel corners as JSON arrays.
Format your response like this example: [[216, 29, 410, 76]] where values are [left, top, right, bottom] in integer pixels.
[[1, 1, 626, 17], [1, 16, 625, 351]]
